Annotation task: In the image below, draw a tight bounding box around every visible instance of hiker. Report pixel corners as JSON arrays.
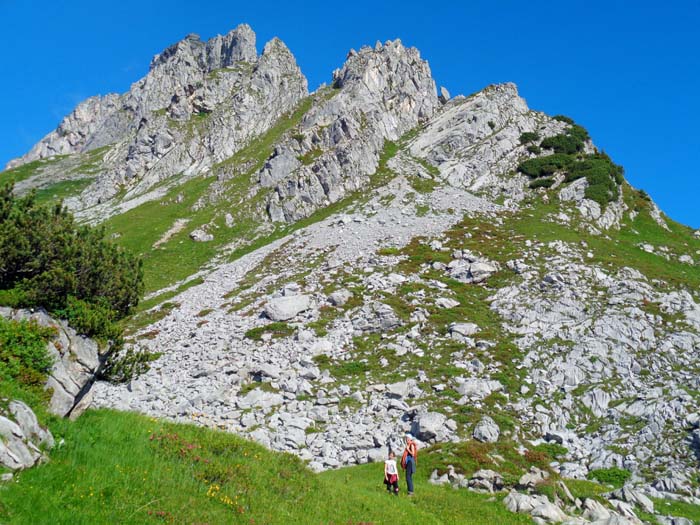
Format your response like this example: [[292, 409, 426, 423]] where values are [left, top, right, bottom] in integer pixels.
[[401, 433, 418, 496], [383, 451, 399, 495]]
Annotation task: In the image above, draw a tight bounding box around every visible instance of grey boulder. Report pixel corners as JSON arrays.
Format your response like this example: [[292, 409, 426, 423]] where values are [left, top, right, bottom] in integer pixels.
[[0, 402, 54, 471], [412, 411, 447, 441], [264, 295, 312, 321], [473, 416, 500, 443]]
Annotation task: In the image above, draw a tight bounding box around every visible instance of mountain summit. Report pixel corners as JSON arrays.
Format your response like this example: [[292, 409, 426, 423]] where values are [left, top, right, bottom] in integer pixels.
[[2, 25, 700, 524]]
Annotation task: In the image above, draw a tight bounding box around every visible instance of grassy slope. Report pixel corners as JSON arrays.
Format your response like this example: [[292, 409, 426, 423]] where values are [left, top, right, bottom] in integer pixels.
[[0, 158, 66, 186], [0, 409, 532, 525]]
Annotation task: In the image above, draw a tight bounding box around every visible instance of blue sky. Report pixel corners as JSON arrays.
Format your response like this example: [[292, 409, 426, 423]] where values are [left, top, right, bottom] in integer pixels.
[[2, 0, 698, 227]]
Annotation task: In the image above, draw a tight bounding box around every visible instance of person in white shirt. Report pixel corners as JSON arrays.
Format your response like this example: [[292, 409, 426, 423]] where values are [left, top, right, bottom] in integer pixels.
[[384, 451, 399, 495]]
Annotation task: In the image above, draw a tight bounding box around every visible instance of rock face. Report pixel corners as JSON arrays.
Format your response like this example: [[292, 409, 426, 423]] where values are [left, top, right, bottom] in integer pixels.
[[0, 400, 54, 471], [82, 31, 308, 210], [409, 83, 566, 203], [265, 40, 439, 222], [0, 308, 104, 417]]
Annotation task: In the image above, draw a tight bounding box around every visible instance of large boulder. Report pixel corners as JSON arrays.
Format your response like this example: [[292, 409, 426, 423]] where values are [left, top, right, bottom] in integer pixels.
[[449, 322, 480, 339], [518, 466, 549, 490], [448, 259, 498, 284], [385, 380, 415, 399], [8, 401, 54, 449], [352, 303, 402, 333], [0, 401, 54, 471], [473, 416, 500, 443], [328, 289, 353, 307], [455, 378, 503, 401], [610, 487, 654, 514], [412, 411, 447, 441], [236, 388, 284, 409], [530, 501, 568, 522], [189, 228, 214, 242], [504, 491, 546, 513], [263, 295, 312, 321], [469, 469, 504, 492]]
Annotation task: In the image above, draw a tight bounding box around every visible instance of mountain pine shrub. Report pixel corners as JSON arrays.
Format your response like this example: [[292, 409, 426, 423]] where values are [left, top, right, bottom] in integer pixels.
[[518, 119, 623, 207], [529, 177, 555, 189], [0, 184, 146, 380], [518, 154, 573, 178], [519, 131, 540, 145]]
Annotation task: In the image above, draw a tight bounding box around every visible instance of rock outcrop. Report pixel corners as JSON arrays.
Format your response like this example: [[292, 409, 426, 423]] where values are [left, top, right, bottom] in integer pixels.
[[0, 400, 54, 472], [0, 308, 104, 417], [5, 24, 309, 223]]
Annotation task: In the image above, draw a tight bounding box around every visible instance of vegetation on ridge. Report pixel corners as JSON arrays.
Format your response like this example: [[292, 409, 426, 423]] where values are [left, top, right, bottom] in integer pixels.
[[518, 118, 623, 207]]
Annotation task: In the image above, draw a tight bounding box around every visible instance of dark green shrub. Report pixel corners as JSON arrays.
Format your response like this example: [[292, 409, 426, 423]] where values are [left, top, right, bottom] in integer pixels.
[[488, 120, 496, 130], [527, 145, 542, 154], [587, 467, 631, 488], [567, 156, 613, 181], [0, 184, 143, 317], [55, 296, 121, 342], [585, 182, 619, 206], [519, 132, 540, 145], [0, 287, 27, 308], [99, 347, 161, 383], [540, 134, 584, 154], [566, 153, 623, 206], [0, 317, 55, 386], [529, 177, 555, 189], [638, 189, 651, 201], [553, 115, 575, 124], [518, 154, 573, 177], [568, 124, 589, 142], [0, 184, 145, 383]]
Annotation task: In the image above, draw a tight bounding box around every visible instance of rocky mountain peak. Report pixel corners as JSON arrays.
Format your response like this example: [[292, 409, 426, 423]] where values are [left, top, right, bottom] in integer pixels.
[[149, 24, 257, 73], [262, 40, 439, 223], [331, 38, 437, 120], [261, 36, 290, 57], [4, 93, 122, 170], [205, 24, 257, 67]]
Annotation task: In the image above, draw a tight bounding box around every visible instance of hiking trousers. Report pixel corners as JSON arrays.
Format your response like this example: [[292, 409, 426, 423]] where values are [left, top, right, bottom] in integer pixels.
[[405, 456, 415, 494]]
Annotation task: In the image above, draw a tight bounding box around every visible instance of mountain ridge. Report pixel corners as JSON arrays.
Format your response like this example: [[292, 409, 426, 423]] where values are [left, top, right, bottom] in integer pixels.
[[2, 24, 700, 525]]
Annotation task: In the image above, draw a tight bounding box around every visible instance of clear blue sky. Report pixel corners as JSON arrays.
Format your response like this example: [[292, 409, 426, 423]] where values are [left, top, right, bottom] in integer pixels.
[[2, 0, 698, 227]]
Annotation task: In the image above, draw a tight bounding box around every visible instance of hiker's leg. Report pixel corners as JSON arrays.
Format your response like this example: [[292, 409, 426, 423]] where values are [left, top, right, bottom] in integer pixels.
[[406, 458, 414, 494]]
